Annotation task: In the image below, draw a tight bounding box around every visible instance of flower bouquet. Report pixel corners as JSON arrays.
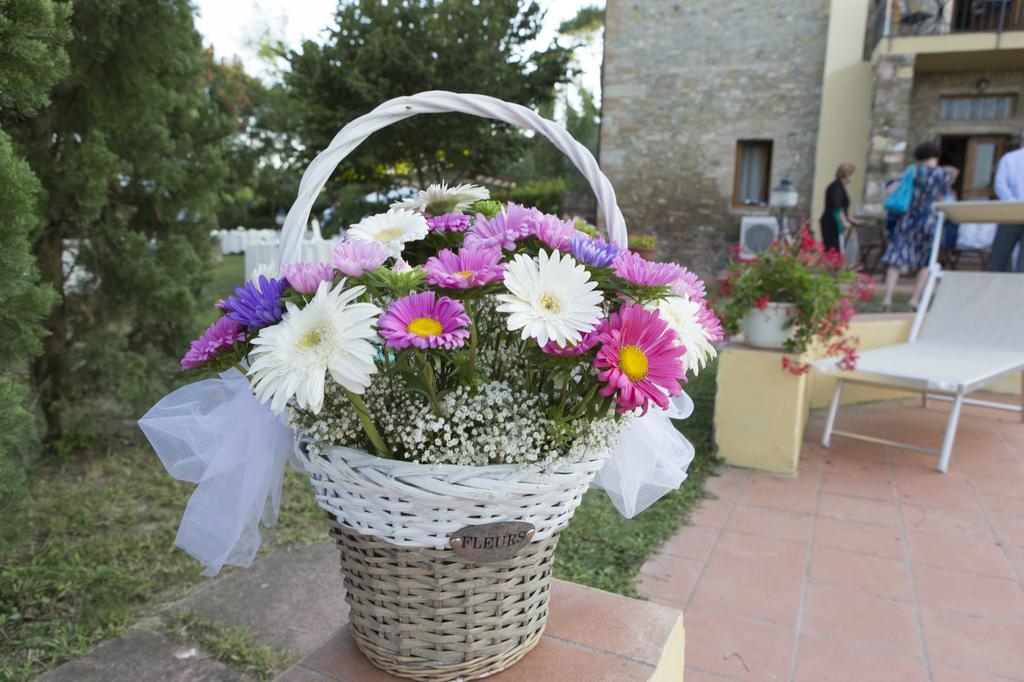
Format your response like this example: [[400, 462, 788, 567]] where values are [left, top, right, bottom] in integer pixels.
[[139, 92, 721, 681], [716, 225, 874, 373]]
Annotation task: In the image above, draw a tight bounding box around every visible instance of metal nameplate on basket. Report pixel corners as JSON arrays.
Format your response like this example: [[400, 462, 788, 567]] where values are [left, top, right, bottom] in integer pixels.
[[449, 522, 535, 563]]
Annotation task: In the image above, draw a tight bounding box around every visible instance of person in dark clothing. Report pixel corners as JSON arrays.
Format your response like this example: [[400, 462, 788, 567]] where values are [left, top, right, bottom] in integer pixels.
[[820, 163, 857, 252]]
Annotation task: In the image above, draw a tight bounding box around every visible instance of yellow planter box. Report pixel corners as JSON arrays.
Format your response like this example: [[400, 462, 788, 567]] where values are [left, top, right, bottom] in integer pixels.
[[714, 344, 810, 476]]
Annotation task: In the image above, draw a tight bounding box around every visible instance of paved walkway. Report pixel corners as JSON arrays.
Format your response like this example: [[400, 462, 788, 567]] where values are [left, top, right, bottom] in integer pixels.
[[638, 399, 1024, 681]]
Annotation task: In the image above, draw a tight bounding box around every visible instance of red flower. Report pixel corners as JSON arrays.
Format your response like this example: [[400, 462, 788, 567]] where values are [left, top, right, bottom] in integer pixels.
[[754, 295, 770, 310]]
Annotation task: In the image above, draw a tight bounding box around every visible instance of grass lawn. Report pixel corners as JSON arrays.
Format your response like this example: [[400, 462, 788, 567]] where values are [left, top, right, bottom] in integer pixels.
[[0, 253, 720, 679]]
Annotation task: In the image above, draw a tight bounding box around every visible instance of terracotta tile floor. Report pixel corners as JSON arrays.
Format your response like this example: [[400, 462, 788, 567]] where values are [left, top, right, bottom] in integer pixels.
[[637, 398, 1024, 681]]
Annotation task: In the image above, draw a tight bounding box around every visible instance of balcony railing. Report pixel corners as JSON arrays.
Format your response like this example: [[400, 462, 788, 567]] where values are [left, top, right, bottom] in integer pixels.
[[867, 0, 1024, 53]]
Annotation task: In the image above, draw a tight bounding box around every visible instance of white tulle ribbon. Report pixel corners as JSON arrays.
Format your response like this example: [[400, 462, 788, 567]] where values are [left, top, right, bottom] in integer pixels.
[[138, 368, 295, 576], [594, 392, 697, 518]]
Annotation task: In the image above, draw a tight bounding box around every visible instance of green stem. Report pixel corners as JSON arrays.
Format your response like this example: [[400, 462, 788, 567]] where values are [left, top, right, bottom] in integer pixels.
[[345, 390, 393, 459], [570, 382, 600, 420], [418, 353, 442, 415], [465, 300, 478, 382]]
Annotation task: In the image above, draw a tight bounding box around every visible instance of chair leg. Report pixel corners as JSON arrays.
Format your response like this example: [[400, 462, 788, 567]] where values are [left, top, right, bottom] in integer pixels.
[[823, 379, 844, 448], [938, 393, 964, 473]]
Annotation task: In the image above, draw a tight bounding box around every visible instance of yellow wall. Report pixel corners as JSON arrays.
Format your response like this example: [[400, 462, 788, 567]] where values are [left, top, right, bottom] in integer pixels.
[[810, 0, 873, 232], [715, 345, 810, 476], [652, 615, 685, 682]]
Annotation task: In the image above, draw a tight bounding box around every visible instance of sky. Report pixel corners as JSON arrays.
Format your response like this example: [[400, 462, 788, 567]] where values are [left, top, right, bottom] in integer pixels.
[[192, 0, 603, 102]]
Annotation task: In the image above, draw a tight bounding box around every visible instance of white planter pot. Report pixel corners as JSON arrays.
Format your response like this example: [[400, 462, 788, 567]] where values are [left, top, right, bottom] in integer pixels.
[[741, 302, 796, 350]]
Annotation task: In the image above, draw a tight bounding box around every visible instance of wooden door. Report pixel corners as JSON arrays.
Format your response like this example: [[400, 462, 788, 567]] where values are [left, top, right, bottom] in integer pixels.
[[962, 136, 1008, 200]]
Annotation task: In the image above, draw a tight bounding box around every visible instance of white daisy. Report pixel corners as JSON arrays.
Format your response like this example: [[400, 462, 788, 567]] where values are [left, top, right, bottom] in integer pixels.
[[347, 209, 428, 259], [390, 182, 490, 215], [497, 249, 604, 348], [249, 260, 279, 282], [650, 296, 718, 376], [248, 280, 380, 414]]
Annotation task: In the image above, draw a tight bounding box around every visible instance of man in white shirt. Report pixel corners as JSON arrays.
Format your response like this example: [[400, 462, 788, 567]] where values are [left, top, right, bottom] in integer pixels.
[[986, 136, 1024, 272]]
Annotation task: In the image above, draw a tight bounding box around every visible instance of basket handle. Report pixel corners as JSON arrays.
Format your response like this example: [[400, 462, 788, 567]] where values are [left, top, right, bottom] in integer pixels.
[[278, 90, 628, 264]]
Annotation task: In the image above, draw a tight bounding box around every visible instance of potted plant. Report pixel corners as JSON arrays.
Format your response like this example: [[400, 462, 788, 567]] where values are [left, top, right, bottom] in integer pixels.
[[716, 227, 873, 373], [139, 93, 723, 681], [628, 232, 658, 260]]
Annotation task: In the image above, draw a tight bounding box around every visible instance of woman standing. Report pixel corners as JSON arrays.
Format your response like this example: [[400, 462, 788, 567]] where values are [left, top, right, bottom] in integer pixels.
[[880, 142, 951, 310], [820, 163, 856, 253]]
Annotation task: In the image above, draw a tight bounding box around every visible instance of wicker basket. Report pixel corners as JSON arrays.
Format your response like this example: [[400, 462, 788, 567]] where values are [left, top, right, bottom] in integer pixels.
[[299, 441, 609, 680], [283, 91, 630, 680]]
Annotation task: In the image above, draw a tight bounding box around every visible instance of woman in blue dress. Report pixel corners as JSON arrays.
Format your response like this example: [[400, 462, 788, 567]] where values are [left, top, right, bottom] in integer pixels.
[[880, 142, 951, 310]]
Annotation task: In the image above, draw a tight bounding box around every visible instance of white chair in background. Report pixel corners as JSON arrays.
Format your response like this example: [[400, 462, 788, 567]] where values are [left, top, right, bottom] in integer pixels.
[[816, 201, 1024, 472]]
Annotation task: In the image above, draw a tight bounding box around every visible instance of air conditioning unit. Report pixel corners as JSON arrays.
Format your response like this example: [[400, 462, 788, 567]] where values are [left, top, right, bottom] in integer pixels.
[[739, 215, 780, 259]]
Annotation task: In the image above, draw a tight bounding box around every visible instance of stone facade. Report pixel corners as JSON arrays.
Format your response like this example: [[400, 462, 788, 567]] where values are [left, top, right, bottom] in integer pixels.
[[599, 0, 831, 273], [909, 69, 1024, 144], [863, 53, 916, 213]]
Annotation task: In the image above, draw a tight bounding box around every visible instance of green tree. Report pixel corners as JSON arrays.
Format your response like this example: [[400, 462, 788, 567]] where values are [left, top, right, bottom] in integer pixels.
[[5, 0, 232, 443], [285, 0, 573, 209], [0, 0, 70, 530], [206, 53, 302, 230]]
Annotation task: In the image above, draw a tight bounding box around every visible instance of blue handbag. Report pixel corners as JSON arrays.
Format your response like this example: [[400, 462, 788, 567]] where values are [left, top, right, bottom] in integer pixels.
[[883, 166, 915, 215]]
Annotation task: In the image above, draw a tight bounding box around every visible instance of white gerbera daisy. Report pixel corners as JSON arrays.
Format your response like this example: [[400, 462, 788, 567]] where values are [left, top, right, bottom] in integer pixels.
[[248, 280, 380, 414], [391, 182, 490, 215], [249, 260, 279, 282], [651, 296, 718, 376], [497, 249, 603, 348], [347, 209, 428, 259]]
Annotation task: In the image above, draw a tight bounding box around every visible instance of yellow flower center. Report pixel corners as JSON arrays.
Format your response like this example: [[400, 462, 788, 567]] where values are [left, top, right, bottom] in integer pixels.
[[538, 293, 561, 314], [375, 227, 405, 243], [456, 270, 475, 279], [619, 345, 649, 381], [407, 317, 443, 338], [299, 326, 326, 349]]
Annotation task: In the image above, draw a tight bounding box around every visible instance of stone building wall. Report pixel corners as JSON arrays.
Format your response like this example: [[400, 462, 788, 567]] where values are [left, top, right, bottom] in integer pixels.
[[909, 70, 1024, 146], [863, 54, 916, 214], [599, 0, 831, 274]]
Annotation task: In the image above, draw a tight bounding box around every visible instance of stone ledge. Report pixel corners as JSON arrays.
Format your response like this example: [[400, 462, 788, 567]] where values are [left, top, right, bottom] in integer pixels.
[[275, 580, 684, 681]]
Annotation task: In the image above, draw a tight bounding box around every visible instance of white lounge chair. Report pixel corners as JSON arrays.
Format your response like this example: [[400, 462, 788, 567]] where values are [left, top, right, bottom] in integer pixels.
[[817, 201, 1024, 472]]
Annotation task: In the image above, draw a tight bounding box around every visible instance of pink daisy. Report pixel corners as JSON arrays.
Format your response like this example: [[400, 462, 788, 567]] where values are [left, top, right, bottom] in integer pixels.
[[426, 212, 471, 233], [464, 202, 533, 251], [331, 239, 389, 277], [542, 328, 600, 356], [527, 211, 578, 251], [423, 246, 504, 289], [280, 261, 335, 294], [670, 267, 707, 303], [181, 316, 247, 371], [593, 304, 685, 414], [613, 251, 691, 288], [378, 291, 471, 350]]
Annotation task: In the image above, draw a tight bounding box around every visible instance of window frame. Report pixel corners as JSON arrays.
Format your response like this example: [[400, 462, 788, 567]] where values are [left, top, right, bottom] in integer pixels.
[[732, 139, 774, 208], [938, 94, 1018, 122]]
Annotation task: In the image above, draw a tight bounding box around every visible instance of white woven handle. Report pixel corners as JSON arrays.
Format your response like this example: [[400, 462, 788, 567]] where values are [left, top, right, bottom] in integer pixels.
[[279, 90, 628, 264]]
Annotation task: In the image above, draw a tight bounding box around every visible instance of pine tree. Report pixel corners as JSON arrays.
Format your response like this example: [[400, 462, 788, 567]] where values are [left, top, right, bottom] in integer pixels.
[[286, 0, 573, 196], [0, 0, 70, 531], [5, 0, 233, 442]]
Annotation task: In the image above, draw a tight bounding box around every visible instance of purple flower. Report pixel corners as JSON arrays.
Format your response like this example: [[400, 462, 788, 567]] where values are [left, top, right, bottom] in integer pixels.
[[527, 211, 578, 251], [423, 246, 504, 288], [181, 316, 247, 371], [542, 328, 600, 356], [670, 267, 707, 303], [221, 275, 288, 331], [426, 212, 472, 233], [331, 239, 390, 277], [613, 251, 690, 288], [570, 234, 623, 268], [281, 261, 335, 294], [378, 291, 471, 350], [464, 202, 533, 251]]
